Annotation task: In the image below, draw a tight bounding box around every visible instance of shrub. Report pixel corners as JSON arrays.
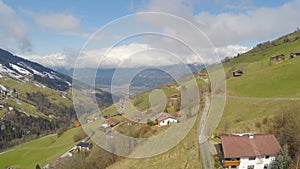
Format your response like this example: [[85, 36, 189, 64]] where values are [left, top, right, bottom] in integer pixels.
[[262, 117, 268, 125], [255, 122, 261, 128]]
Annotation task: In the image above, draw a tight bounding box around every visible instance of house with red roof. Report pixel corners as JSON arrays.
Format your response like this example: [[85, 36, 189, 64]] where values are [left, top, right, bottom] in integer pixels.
[[155, 112, 178, 126], [220, 134, 281, 169]]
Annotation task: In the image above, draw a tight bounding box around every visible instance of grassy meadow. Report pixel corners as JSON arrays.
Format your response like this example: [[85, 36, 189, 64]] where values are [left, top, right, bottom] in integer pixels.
[[0, 127, 81, 169]]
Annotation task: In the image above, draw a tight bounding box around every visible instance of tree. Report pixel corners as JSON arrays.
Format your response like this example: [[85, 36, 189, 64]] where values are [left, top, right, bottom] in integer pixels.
[[269, 112, 300, 158], [36, 164, 41, 169], [164, 107, 168, 113], [272, 144, 291, 169]]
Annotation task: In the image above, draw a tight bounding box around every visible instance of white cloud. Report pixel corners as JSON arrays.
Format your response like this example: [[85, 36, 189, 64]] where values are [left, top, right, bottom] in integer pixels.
[[22, 43, 223, 69], [21, 53, 68, 68], [16, 0, 300, 69], [0, 0, 31, 52], [194, 0, 300, 46], [216, 45, 251, 58], [76, 43, 180, 68], [26, 11, 87, 36], [139, 0, 194, 19], [20, 48, 78, 69]]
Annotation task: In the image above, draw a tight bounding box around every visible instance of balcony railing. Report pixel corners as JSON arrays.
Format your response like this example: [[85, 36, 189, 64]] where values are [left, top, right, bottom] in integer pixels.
[[224, 160, 241, 166]]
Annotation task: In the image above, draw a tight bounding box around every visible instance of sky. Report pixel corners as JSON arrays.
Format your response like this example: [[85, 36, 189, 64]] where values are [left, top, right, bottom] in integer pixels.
[[0, 0, 299, 69]]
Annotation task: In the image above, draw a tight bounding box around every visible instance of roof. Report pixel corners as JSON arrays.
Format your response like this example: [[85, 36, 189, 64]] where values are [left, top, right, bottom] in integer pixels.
[[170, 93, 180, 98], [106, 118, 120, 126], [76, 142, 92, 148], [155, 112, 177, 122], [233, 69, 243, 73], [221, 134, 281, 158]]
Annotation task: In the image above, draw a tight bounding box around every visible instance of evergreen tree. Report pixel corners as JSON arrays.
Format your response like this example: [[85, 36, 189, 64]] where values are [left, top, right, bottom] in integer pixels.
[[36, 164, 41, 169], [272, 144, 291, 169]]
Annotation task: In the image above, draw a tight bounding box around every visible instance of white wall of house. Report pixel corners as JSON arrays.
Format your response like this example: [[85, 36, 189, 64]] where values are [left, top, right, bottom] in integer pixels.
[[237, 156, 276, 169], [159, 118, 178, 126]]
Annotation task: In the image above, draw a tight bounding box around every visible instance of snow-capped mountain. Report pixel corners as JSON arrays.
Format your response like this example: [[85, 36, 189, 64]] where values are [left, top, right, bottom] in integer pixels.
[[0, 48, 72, 91]]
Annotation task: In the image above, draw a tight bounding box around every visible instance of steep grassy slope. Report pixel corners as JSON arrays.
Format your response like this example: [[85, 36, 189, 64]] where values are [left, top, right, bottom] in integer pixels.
[[224, 30, 300, 97], [216, 30, 300, 133]]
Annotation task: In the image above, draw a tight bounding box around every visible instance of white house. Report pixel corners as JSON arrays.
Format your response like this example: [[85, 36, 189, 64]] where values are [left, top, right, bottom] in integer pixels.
[[76, 142, 93, 151], [155, 112, 178, 126], [220, 134, 281, 169]]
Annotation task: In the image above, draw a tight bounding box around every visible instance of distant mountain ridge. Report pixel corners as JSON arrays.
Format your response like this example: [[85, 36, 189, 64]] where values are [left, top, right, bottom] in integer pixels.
[[56, 63, 206, 90]]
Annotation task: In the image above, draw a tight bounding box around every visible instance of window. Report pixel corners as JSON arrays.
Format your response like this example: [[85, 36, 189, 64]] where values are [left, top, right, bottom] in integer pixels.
[[247, 165, 254, 169], [264, 164, 268, 169], [249, 156, 256, 160]]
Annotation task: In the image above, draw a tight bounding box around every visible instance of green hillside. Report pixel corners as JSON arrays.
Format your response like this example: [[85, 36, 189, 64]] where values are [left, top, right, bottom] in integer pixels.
[[216, 30, 300, 133], [224, 30, 300, 98], [0, 127, 81, 169]]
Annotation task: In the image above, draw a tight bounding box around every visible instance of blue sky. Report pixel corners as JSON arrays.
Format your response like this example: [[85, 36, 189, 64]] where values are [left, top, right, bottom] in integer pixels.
[[0, 0, 299, 68]]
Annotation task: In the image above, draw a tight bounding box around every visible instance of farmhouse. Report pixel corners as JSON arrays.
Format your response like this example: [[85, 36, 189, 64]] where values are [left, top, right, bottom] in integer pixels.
[[76, 142, 93, 151], [232, 70, 243, 77], [123, 118, 133, 125], [269, 54, 285, 62], [220, 134, 281, 169], [170, 93, 180, 101], [199, 73, 207, 77], [155, 112, 178, 126], [105, 118, 120, 127], [290, 52, 300, 58]]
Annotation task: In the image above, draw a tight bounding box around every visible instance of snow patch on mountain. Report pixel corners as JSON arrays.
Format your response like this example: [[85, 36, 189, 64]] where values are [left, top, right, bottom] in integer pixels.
[[18, 62, 45, 77], [10, 63, 32, 75]]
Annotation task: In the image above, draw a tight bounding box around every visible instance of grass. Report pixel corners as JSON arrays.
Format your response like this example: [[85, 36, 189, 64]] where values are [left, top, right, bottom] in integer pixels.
[[223, 36, 300, 98], [226, 57, 300, 97], [0, 127, 81, 169], [0, 77, 73, 108], [2, 98, 45, 118], [216, 98, 300, 134], [215, 31, 300, 132]]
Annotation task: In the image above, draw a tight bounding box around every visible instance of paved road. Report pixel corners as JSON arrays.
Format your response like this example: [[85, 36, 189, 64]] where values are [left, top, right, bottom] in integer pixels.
[[198, 92, 215, 169]]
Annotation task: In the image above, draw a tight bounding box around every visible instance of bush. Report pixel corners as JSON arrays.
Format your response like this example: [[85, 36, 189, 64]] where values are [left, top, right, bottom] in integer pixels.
[[262, 117, 268, 125], [146, 119, 157, 126], [255, 122, 261, 128], [214, 155, 222, 169]]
